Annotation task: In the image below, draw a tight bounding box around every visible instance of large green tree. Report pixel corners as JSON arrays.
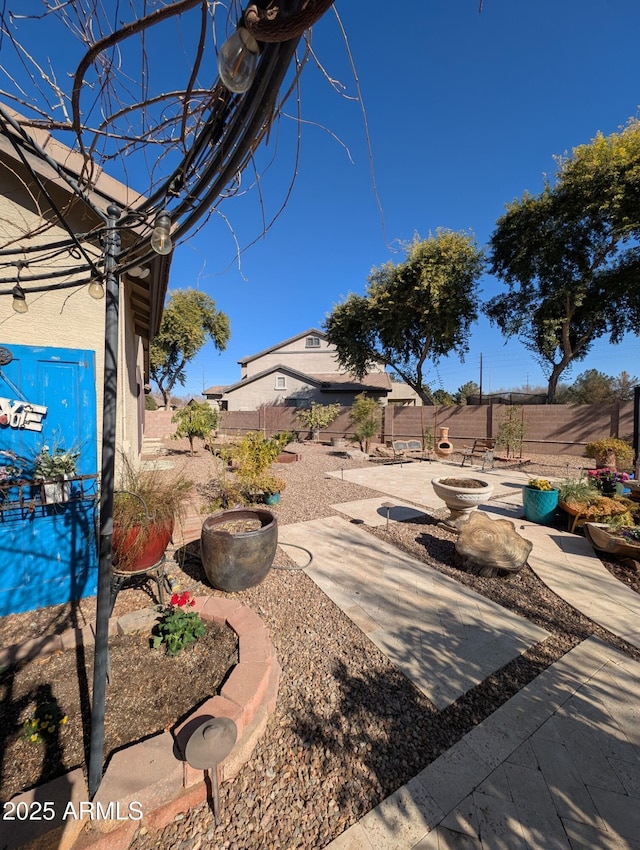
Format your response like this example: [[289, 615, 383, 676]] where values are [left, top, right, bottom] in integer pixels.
[[150, 289, 230, 408], [485, 119, 640, 403], [324, 230, 484, 404]]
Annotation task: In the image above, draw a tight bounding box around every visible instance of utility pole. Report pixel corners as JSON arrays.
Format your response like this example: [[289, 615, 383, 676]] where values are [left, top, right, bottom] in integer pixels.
[[479, 353, 483, 405]]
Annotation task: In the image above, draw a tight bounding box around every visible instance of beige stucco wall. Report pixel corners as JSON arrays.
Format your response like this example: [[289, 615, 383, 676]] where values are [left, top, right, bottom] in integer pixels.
[[225, 372, 318, 410], [0, 187, 142, 470], [242, 334, 342, 378]]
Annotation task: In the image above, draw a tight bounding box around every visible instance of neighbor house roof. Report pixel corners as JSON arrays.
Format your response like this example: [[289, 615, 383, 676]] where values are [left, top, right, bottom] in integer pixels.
[[310, 372, 392, 393], [237, 328, 326, 365], [207, 365, 391, 396], [221, 365, 324, 394]]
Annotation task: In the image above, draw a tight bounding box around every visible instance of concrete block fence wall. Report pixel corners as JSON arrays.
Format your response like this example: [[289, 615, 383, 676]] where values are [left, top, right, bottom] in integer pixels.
[[145, 401, 635, 458], [143, 409, 175, 438]]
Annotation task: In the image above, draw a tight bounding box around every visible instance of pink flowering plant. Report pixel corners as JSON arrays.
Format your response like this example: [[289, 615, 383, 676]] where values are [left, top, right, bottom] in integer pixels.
[[152, 591, 205, 656], [587, 468, 629, 494]]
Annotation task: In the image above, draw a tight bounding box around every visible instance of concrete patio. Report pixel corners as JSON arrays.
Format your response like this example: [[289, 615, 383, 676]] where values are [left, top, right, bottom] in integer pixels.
[[277, 458, 640, 850]]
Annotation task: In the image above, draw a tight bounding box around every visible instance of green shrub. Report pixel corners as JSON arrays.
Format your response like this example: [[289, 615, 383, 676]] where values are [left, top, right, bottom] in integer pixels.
[[584, 438, 634, 469]]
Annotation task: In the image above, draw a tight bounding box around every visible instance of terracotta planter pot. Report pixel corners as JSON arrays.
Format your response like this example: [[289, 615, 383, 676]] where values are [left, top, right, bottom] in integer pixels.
[[112, 518, 174, 572], [200, 508, 278, 592]]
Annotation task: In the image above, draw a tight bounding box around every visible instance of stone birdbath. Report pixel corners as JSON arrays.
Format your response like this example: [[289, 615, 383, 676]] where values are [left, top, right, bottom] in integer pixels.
[[431, 476, 494, 528]]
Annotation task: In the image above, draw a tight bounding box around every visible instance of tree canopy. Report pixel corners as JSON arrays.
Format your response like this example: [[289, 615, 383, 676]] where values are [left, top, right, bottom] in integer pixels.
[[556, 369, 638, 404], [485, 119, 640, 402], [324, 230, 484, 404], [150, 289, 230, 408]]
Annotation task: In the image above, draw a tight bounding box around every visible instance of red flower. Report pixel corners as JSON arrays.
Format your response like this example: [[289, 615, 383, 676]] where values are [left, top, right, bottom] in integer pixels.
[[189, 599, 196, 607], [170, 593, 179, 606]]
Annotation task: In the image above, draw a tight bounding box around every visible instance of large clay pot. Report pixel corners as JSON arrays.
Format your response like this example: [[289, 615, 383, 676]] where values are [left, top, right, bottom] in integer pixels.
[[200, 508, 278, 592], [112, 518, 174, 572]]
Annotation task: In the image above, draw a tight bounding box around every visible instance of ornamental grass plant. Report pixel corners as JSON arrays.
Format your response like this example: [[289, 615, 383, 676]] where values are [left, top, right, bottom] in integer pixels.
[[113, 455, 192, 569]]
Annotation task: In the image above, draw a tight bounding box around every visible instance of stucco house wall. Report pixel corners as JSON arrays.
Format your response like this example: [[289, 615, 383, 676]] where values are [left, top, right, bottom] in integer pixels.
[[207, 328, 409, 411], [0, 109, 169, 469], [218, 371, 318, 411], [240, 330, 348, 379]]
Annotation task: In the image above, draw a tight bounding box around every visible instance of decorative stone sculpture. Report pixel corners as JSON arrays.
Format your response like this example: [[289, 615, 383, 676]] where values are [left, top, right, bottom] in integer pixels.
[[454, 511, 533, 577]]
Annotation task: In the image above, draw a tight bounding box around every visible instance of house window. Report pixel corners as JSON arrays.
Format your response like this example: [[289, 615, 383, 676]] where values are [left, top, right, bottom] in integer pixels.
[[275, 376, 286, 390], [305, 336, 320, 348]]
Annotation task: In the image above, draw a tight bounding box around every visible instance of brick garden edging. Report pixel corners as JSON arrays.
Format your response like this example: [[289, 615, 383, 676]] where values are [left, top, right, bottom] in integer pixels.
[[4, 597, 280, 850]]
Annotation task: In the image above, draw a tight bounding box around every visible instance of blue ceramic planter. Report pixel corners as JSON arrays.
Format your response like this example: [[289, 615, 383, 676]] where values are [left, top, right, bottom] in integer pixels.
[[522, 486, 559, 524]]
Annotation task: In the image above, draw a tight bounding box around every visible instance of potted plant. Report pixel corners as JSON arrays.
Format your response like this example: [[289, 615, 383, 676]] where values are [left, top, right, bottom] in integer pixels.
[[585, 437, 634, 471], [584, 521, 640, 560], [112, 456, 192, 572], [33, 445, 79, 504], [522, 478, 559, 524], [259, 472, 286, 506], [228, 431, 288, 502], [557, 475, 635, 532], [587, 468, 630, 497]]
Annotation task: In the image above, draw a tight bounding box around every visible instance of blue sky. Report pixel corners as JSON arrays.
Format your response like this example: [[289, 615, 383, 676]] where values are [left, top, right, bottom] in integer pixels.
[[7, 1, 637, 398], [172, 0, 639, 398]]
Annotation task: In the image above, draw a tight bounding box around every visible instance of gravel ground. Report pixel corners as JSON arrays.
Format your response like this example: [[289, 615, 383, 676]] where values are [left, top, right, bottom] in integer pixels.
[[125, 441, 640, 850], [2, 441, 639, 850]]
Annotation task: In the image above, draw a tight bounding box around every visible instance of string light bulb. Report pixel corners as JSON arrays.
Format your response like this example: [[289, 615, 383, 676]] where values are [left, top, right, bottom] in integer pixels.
[[12, 261, 29, 313], [150, 210, 173, 255], [11, 283, 28, 313], [88, 279, 105, 300], [218, 27, 259, 93], [128, 265, 150, 279]]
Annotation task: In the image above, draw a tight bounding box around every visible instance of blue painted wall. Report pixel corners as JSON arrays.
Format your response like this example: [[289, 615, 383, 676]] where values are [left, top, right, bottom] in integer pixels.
[[0, 344, 99, 616]]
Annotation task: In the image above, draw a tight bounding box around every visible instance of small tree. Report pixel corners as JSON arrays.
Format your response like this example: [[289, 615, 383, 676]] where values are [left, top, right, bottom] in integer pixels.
[[150, 289, 230, 409], [295, 402, 341, 441], [229, 432, 286, 500], [495, 406, 527, 459], [171, 402, 219, 456], [324, 230, 484, 405], [455, 381, 480, 404], [349, 394, 380, 453]]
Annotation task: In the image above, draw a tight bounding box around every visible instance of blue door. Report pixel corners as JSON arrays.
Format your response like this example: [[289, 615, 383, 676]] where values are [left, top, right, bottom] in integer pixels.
[[0, 344, 99, 616]]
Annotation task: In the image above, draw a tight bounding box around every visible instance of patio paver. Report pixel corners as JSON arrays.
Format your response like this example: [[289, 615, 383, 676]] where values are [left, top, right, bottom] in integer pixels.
[[283, 458, 640, 850]]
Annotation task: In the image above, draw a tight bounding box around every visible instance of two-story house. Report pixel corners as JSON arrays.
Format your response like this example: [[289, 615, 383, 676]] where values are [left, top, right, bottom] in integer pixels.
[[203, 329, 422, 410]]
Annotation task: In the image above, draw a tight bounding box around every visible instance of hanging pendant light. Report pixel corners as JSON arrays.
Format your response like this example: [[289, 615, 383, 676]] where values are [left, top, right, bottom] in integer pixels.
[[151, 210, 173, 255], [218, 27, 259, 93]]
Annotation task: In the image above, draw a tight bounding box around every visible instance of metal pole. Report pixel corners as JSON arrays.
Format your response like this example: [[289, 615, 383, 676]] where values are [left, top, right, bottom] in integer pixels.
[[88, 203, 121, 799]]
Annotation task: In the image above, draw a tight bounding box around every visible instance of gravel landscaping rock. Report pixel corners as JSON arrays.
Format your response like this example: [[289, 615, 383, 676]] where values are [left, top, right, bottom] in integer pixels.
[[2, 440, 639, 850], [125, 441, 640, 850]]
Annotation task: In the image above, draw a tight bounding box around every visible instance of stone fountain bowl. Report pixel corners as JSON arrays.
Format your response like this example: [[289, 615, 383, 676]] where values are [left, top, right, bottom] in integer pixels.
[[431, 476, 494, 524]]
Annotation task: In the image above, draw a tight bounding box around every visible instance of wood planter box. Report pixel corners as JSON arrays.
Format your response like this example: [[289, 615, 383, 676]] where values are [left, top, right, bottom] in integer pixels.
[[583, 523, 640, 564]]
